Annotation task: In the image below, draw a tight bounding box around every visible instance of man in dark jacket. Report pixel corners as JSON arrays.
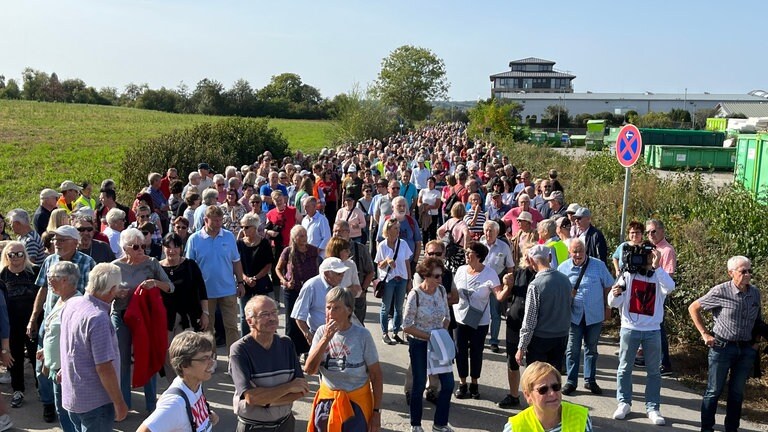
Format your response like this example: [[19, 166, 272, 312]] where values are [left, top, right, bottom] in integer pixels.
[[573, 207, 608, 264], [516, 244, 573, 370]]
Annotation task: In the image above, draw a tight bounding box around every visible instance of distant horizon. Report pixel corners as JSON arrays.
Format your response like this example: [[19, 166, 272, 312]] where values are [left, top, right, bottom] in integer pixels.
[[2, 1, 766, 101]]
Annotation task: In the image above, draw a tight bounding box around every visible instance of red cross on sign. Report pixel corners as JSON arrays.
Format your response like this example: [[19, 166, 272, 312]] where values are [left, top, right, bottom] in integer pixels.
[[615, 124, 642, 168]]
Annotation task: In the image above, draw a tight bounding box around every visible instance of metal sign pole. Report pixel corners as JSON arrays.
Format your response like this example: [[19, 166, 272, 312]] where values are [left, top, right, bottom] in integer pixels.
[[619, 166, 631, 243]]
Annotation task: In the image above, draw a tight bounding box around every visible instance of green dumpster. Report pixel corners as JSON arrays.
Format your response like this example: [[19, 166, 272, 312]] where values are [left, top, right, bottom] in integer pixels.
[[735, 133, 768, 200], [650, 145, 735, 171]]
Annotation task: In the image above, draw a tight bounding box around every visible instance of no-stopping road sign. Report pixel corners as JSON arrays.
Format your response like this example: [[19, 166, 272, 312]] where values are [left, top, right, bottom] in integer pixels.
[[615, 124, 642, 168]]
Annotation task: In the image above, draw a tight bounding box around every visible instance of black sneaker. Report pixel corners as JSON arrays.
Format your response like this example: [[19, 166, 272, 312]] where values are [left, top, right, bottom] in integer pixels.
[[584, 382, 603, 395], [454, 383, 469, 399], [382, 334, 396, 345], [10, 391, 23, 408], [660, 366, 674, 377], [634, 357, 645, 367], [469, 383, 480, 399], [561, 383, 576, 396], [497, 394, 520, 408], [393, 334, 408, 345], [43, 403, 56, 423], [425, 389, 438, 404], [490, 344, 500, 353]]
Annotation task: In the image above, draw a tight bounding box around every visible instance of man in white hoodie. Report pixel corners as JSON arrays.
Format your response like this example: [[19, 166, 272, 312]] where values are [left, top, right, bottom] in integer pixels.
[[607, 241, 675, 426]]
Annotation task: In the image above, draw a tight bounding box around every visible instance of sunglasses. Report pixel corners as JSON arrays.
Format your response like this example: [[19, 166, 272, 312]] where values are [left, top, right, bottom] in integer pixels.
[[391, 187, 400, 190], [6, 251, 25, 259], [431, 273, 443, 279], [426, 252, 442, 257], [250, 201, 261, 204], [738, 269, 753, 275], [645, 229, 657, 235], [534, 382, 562, 395], [77, 227, 94, 232], [124, 244, 142, 251]]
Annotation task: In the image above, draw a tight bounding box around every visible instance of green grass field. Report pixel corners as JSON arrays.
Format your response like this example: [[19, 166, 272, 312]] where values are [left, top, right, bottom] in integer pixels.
[[0, 100, 333, 213]]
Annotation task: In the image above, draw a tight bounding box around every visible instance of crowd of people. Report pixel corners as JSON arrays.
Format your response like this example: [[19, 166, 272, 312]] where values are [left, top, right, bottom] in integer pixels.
[[0, 121, 764, 432]]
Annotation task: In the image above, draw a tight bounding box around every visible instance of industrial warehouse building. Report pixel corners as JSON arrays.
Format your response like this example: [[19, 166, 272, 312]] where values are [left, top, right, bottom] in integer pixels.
[[490, 58, 768, 120]]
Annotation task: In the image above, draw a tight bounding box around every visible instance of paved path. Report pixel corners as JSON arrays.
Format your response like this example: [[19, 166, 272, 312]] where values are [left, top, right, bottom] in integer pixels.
[[5, 298, 767, 431]]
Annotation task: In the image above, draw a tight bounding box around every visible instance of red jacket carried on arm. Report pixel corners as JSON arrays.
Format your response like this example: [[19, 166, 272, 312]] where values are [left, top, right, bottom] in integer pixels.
[[124, 285, 167, 388]]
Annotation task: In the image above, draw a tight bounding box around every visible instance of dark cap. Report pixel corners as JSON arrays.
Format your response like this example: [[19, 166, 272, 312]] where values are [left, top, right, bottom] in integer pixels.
[[198, 162, 211, 171]]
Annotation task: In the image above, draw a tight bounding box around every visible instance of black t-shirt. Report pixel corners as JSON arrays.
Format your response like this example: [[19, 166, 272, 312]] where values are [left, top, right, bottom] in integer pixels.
[[161, 259, 207, 331], [0, 266, 40, 302], [237, 237, 275, 295]]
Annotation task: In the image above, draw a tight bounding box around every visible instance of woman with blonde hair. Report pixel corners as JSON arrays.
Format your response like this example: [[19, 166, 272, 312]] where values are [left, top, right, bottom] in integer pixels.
[[502, 361, 592, 432], [437, 202, 469, 273], [0, 241, 39, 409], [45, 208, 69, 232], [375, 218, 413, 345]]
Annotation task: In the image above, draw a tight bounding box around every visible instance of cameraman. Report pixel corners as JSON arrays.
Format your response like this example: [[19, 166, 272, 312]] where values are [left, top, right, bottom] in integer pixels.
[[611, 221, 645, 275], [607, 242, 675, 426]]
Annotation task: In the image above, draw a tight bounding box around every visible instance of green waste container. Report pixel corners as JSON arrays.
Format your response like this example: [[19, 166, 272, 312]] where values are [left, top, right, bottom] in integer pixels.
[[650, 145, 735, 171], [735, 133, 768, 201], [570, 135, 586, 147], [639, 128, 725, 147]]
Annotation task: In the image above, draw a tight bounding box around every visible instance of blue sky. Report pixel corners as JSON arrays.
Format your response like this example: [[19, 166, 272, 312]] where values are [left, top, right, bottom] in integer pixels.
[[1, 0, 765, 101]]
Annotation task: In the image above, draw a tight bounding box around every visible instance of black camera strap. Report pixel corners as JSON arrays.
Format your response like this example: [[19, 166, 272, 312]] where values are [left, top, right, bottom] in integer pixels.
[[572, 257, 590, 292]]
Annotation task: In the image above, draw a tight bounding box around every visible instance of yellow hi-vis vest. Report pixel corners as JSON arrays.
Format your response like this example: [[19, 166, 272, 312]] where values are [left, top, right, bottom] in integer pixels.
[[545, 239, 569, 267], [509, 401, 589, 432]]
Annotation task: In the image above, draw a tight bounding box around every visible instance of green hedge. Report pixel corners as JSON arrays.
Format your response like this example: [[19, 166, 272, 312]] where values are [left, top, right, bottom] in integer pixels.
[[121, 117, 289, 194]]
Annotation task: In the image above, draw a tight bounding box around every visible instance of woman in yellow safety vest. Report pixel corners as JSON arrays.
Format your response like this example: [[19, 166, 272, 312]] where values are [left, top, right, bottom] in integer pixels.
[[503, 361, 591, 432]]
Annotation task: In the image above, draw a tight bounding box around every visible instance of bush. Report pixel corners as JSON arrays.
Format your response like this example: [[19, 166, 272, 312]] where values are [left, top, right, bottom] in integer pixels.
[[121, 117, 289, 195], [501, 141, 768, 344]]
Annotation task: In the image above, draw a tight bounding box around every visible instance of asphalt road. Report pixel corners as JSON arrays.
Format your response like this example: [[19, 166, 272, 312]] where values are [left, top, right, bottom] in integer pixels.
[[4, 297, 767, 432]]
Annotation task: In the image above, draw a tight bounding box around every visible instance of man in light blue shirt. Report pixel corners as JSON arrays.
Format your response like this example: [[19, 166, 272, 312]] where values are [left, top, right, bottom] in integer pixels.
[[557, 238, 614, 396], [300, 196, 331, 258], [186, 205, 244, 351], [291, 258, 347, 345], [410, 157, 431, 191]]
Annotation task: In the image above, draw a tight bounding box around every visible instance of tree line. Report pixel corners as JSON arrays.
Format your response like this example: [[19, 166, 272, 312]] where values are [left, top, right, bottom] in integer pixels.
[[0, 68, 334, 119]]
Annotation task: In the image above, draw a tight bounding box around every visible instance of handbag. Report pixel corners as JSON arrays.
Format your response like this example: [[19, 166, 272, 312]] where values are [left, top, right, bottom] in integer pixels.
[[459, 272, 489, 329], [374, 239, 400, 299]]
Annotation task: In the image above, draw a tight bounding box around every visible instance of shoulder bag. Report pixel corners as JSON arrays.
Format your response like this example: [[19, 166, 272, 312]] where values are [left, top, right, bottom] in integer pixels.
[[374, 239, 400, 299]]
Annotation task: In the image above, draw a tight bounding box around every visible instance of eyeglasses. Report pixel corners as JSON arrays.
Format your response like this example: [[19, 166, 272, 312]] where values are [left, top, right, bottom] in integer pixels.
[[174, 225, 188, 230], [123, 244, 142, 251], [645, 229, 657, 235], [426, 252, 442, 257], [738, 269, 753, 275], [255, 311, 279, 319], [534, 382, 562, 395], [77, 227, 94, 232], [6, 251, 24, 259], [190, 354, 216, 363], [430, 273, 443, 279]]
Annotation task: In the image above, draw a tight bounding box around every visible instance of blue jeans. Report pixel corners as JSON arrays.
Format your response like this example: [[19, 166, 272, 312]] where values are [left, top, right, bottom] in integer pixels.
[[566, 321, 602, 385], [36, 325, 54, 405], [68, 403, 115, 432], [54, 380, 76, 432], [408, 338, 454, 427], [111, 312, 157, 412], [617, 328, 661, 412], [701, 343, 757, 432], [380, 278, 406, 334], [488, 295, 501, 345]]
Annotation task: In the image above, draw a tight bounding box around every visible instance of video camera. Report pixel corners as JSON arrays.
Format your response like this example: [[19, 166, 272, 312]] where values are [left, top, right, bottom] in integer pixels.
[[622, 241, 655, 275]]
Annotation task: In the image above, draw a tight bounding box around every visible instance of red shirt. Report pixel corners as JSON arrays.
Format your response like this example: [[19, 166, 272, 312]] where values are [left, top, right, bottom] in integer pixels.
[[266, 206, 298, 247]]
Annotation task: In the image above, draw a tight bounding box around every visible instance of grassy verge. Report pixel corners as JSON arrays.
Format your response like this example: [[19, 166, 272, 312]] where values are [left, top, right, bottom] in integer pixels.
[[0, 100, 333, 212]]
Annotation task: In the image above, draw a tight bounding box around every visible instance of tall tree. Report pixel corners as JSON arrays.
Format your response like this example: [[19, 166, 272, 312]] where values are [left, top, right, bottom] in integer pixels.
[[257, 73, 322, 105], [191, 78, 225, 115], [372, 45, 449, 122], [0, 79, 21, 99], [22, 67, 50, 101]]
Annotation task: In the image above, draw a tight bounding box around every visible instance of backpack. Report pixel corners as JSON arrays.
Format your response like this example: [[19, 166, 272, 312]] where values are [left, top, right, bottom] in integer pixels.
[[167, 386, 210, 431], [383, 214, 416, 234], [413, 284, 446, 307], [444, 186, 464, 213]]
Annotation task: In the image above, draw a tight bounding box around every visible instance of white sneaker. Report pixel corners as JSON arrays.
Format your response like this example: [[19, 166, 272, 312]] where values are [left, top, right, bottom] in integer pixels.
[[613, 402, 631, 420], [433, 425, 454, 432], [411, 427, 425, 432], [0, 414, 13, 432], [0, 371, 10, 384], [648, 410, 666, 425]]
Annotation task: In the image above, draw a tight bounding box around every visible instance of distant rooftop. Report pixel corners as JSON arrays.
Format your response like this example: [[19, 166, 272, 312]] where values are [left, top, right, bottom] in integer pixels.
[[498, 92, 766, 102], [716, 101, 768, 117], [509, 57, 556, 66], [490, 70, 576, 79]]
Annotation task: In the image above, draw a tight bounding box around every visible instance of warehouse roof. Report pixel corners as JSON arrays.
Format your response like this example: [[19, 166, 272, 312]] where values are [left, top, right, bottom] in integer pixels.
[[715, 102, 768, 118], [496, 92, 766, 102]]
